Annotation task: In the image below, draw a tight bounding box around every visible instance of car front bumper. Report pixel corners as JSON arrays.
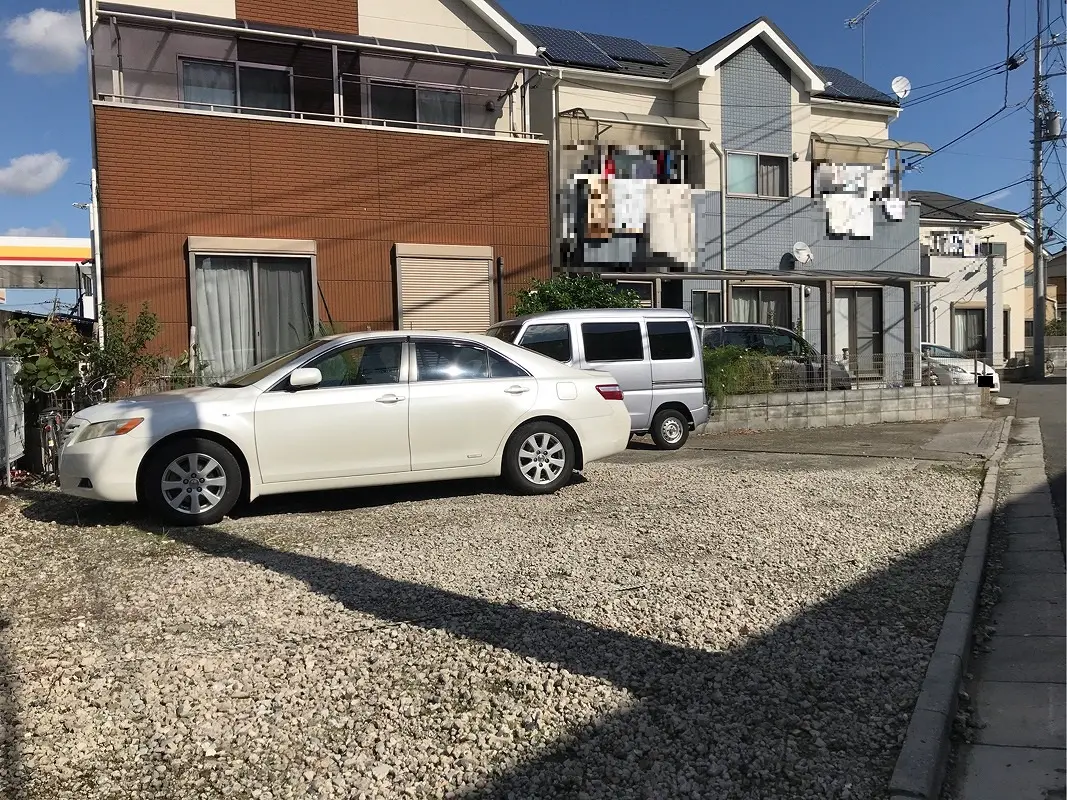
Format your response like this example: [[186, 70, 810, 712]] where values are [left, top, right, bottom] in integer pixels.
[[58, 431, 152, 504]]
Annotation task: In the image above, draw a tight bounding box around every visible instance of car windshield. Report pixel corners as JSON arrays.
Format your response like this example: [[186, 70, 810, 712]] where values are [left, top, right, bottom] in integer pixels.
[[926, 345, 968, 360], [215, 339, 330, 387], [487, 323, 521, 344]]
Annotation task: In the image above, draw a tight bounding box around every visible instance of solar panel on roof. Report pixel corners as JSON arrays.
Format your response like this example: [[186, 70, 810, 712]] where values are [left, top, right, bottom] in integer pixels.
[[525, 24, 618, 69], [581, 32, 666, 65]]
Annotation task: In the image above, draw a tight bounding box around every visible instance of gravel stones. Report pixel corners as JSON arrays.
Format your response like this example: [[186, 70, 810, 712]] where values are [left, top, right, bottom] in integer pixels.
[[0, 457, 980, 799]]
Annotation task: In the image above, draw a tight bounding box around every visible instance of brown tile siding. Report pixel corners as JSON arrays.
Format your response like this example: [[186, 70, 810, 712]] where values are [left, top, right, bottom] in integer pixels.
[[94, 106, 550, 357], [234, 0, 358, 35]]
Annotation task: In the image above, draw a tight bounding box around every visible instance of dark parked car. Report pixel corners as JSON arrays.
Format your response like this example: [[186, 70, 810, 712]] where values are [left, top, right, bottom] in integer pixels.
[[698, 323, 853, 391]]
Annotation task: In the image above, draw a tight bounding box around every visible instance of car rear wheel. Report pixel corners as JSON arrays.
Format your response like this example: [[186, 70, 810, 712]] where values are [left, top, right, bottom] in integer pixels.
[[140, 438, 242, 526], [650, 408, 689, 451], [502, 422, 575, 495]]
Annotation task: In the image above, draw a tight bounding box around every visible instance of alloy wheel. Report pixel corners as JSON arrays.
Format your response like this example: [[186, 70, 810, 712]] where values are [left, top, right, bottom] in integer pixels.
[[161, 452, 228, 515], [518, 432, 566, 485]]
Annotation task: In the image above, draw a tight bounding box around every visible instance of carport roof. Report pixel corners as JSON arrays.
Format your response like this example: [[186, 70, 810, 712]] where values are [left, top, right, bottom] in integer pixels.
[[595, 270, 949, 284]]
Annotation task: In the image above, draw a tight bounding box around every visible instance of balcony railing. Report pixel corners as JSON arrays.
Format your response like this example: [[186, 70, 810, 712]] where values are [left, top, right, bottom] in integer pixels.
[[91, 20, 541, 141]]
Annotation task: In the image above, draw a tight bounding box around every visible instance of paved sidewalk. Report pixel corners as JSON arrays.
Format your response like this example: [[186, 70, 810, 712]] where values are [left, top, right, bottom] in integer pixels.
[[950, 417, 1067, 800]]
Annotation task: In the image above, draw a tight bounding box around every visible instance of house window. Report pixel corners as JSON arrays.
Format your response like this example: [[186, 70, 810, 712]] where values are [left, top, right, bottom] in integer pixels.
[[730, 287, 791, 328], [180, 59, 292, 115], [369, 82, 463, 130], [691, 290, 722, 324], [727, 152, 789, 198], [1025, 319, 1034, 337], [193, 254, 314, 380], [952, 308, 985, 354], [1003, 308, 1011, 360]]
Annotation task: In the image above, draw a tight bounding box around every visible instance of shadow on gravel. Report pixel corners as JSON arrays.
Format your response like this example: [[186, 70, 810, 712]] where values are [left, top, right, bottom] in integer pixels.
[[12, 477, 1056, 797], [14, 472, 590, 526], [125, 507, 974, 796]]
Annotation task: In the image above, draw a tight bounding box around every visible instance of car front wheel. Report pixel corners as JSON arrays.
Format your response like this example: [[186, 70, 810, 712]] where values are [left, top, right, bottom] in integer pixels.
[[140, 437, 242, 526], [502, 422, 575, 495]]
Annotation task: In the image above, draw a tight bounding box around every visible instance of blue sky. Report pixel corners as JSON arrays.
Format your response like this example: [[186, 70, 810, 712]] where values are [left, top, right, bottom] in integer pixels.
[[0, 0, 1064, 251]]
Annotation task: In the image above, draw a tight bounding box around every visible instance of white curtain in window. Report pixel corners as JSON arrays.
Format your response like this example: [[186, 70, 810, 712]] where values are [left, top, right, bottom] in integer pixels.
[[183, 61, 237, 111], [760, 289, 790, 327], [731, 288, 758, 322], [257, 257, 313, 361], [757, 158, 784, 197], [953, 308, 985, 354], [195, 256, 254, 380]]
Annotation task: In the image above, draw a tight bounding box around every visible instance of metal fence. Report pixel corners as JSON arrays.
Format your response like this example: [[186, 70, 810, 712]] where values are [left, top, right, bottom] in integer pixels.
[[702, 350, 1004, 399], [0, 358, 24, 488]]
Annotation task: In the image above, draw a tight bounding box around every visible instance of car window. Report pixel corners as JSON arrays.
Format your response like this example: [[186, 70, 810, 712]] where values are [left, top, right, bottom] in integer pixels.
[[790, 333, 816, 356], [488, 351, 530, 379], [759, 331, 806, 358], [415, 341, 490, 381], [487, 323, 521, 344], [702, 328, 723, 349], [581, 322, 644, 362], [519, 323, 572, 362], [305, 341, 403, 388], [647, 321, 694, 360], [723, 328, 754, 349]]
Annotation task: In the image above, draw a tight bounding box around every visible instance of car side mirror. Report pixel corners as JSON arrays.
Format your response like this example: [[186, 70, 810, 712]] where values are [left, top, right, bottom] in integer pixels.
[[289, 367, 322, 390]]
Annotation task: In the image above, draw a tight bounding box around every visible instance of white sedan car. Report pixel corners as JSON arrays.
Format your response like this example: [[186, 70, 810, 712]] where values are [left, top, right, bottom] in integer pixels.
[[920, 342, 1001, 392], [58, 332, 631, 526]]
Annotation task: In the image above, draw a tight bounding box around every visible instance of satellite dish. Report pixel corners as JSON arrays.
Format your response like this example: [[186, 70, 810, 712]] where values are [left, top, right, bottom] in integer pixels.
[[792, 241, 813, 264], [891, 76, 912, 99]]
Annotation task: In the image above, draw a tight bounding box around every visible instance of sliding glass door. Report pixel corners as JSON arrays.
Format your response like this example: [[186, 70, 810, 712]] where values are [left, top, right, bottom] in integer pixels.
[[193, 254, 314, 380]]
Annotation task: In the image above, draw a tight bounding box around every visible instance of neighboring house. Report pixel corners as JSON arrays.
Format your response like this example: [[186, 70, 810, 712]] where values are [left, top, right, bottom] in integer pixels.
[[910, 190, 1056, 364], [523, 16, 937, 383], [83, 0, 551, 379], [1046, 248, 1066, 324]]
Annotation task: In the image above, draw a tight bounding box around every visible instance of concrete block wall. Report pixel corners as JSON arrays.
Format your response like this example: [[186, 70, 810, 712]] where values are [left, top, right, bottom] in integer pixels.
[[700, 385, 986, 435]]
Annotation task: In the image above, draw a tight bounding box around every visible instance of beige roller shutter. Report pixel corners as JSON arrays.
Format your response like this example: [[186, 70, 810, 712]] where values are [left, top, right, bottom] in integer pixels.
[[397, 254, 494, 333]]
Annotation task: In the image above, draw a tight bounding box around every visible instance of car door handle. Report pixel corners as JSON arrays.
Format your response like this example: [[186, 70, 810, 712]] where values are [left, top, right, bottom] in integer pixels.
[[375, 394, 406, 404], [504, 385, 530, 395]]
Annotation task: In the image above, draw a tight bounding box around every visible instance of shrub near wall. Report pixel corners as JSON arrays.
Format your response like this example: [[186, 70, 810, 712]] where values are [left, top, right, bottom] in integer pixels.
[[703, 346, 775, 408]]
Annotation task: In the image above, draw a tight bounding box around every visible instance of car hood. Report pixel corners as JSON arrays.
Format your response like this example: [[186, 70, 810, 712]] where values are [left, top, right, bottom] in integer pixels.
[[73, 386, 258, 424]]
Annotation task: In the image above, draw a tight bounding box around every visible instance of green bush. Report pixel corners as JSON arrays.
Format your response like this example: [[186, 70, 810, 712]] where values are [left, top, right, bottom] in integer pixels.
[[2, 316, 89, 396], [1046, 317, 1066, 336], [703, 345, 776, 407], [511, 275, 641, 316]]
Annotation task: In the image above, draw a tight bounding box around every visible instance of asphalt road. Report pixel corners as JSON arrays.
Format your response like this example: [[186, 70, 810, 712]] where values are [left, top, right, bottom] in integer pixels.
[[999, 375, 1066, 545]]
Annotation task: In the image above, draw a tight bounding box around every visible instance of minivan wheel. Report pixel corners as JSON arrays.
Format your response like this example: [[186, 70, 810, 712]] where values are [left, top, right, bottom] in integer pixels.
[[651, 409, 689, 451], [502, 422, 575, 495], [140, 437, 242, 526]]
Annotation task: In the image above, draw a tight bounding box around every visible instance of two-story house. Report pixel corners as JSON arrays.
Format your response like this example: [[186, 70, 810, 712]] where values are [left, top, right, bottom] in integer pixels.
[[911, 190, 1056, 364], [523, 17, 939, 384], [82, 0, 552, 379]]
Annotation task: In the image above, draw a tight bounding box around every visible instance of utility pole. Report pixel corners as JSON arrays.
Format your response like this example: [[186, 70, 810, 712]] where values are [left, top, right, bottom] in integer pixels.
[[1031, 0, 1046, 378]]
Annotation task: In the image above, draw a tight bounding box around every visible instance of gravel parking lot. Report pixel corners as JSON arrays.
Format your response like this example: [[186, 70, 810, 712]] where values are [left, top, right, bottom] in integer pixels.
[[0, 453, 980, 800]]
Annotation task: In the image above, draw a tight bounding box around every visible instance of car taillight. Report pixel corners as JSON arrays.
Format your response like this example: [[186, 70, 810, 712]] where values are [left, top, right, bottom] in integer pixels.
[[596, 384, 624, 401]]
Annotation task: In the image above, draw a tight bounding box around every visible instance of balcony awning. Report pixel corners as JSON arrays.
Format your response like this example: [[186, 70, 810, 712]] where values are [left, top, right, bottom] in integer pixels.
[[559, 108, 710, 131], [811, 132, 933, 165]]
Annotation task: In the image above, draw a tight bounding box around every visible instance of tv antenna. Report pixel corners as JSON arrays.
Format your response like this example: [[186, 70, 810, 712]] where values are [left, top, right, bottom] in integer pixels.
[[891, 75, 912, 99], [792, 241, 814, 265], [845, 0, 882, 82]]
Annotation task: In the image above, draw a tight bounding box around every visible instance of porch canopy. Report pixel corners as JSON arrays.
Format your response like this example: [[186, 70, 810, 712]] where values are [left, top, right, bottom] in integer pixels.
[[810, 132, 933, 165], [558, 108, 710, 131], [594, 268, 950, 387]]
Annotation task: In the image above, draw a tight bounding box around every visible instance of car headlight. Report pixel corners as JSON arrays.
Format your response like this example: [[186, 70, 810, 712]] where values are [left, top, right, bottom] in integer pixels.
[[79, 418, 144, 442], [946, 365, 967, 373]]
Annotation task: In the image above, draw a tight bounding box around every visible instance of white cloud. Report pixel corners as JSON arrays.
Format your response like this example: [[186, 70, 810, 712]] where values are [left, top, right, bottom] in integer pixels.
[[0, 151, 70, 195], [3, 222, 66, 237], [3, 9, 84, 74], [982, 188, 1013, 204]]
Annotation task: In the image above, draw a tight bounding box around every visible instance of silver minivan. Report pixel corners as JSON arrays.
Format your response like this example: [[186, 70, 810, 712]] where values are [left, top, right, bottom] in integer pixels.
[[487, 308, 709, 450]]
